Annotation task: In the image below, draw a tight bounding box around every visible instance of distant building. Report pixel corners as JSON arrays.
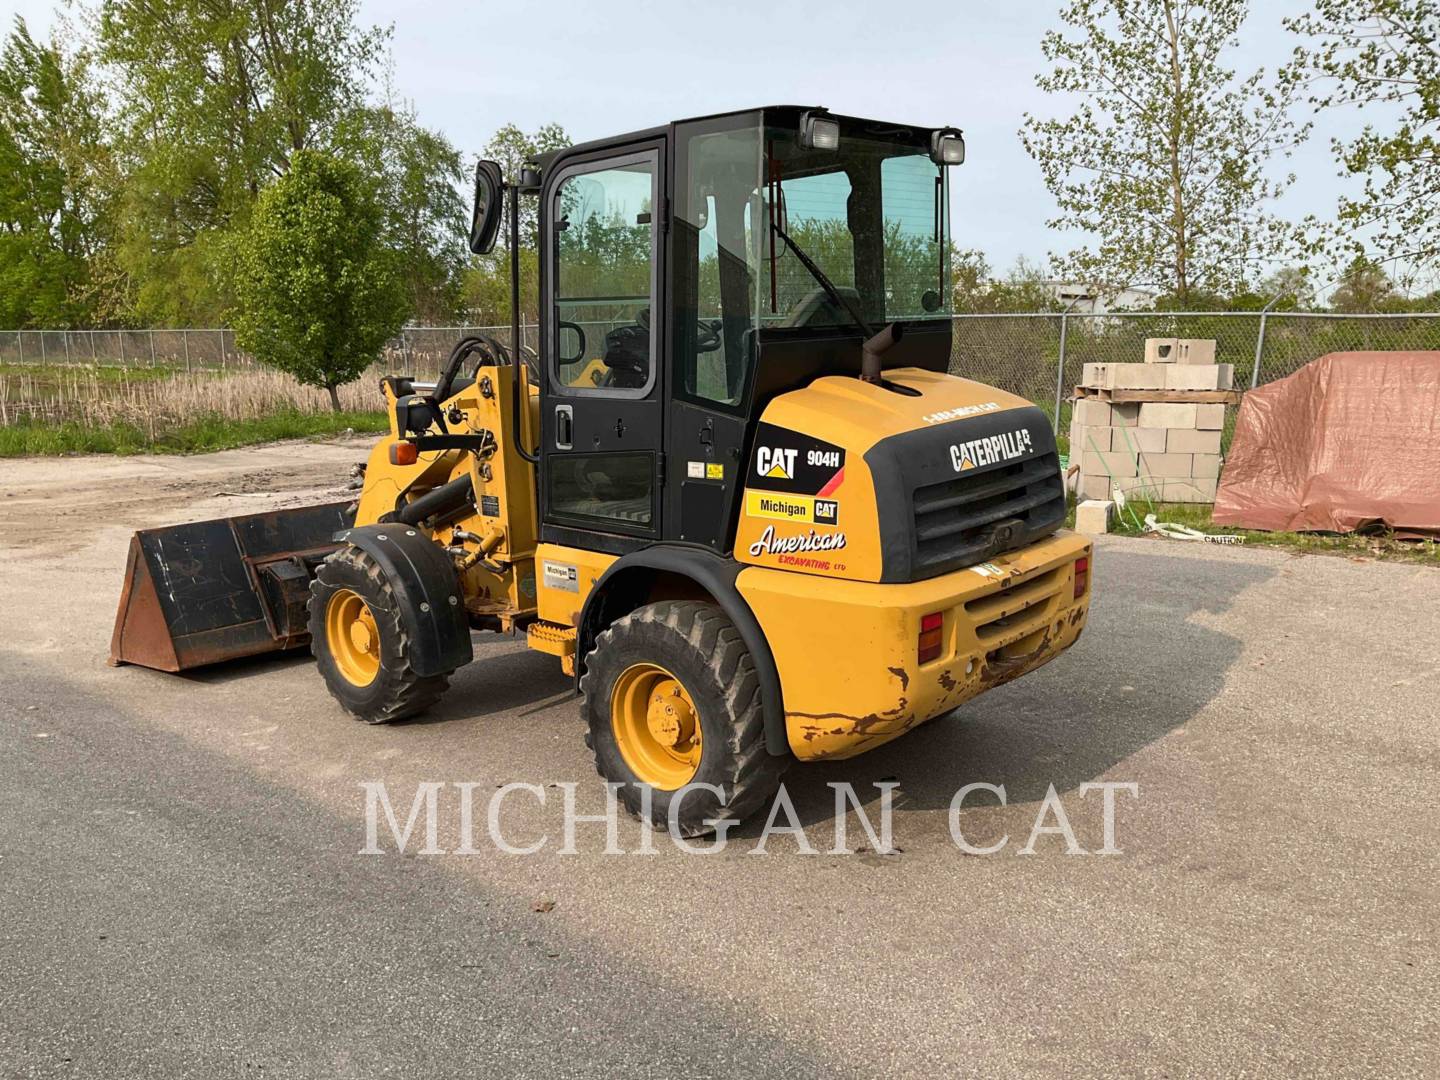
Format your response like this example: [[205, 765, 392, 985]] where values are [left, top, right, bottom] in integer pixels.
[[1048, 281, 1157, 314]]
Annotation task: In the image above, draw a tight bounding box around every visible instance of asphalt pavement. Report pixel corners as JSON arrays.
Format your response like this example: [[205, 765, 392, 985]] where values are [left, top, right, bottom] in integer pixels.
[[1, 443, 1436, 1078]]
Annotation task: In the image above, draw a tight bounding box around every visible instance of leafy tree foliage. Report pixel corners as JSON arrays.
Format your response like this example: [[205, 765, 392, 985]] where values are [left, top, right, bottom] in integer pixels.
[[340, 100, 467, 322], [1285, 0, 1440, 277], [229, 151, 407, 409], [1021, 0, 1306, 305], [0, 19, 115, 327]]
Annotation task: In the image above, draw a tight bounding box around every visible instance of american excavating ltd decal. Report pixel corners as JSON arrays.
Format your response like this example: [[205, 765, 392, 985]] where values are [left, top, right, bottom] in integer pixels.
[[746, 423, 847, 569], [950, 427, 1034, 472]]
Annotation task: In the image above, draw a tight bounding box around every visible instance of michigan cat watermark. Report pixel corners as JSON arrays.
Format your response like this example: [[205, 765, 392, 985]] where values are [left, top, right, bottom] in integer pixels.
[[358, 780, 1139, 856]]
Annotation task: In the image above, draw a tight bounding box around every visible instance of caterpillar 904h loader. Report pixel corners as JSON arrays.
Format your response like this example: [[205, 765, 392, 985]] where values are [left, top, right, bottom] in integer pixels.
[[111, 107, 1092, 834]]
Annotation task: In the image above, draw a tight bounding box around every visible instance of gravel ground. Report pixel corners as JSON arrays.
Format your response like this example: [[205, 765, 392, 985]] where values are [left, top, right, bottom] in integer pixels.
[[0, 440, 1436, 1078]]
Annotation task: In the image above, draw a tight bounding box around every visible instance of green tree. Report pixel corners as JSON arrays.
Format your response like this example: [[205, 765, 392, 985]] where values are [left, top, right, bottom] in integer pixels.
[[99, 0, 389, 324], [1286, 1, 1440, 276], [340, 100, 467, 322], [230, 151, 407, 410], [1021, 0, 1306, 305], [0, 18, 115, 328], [1329, 255, 1399, 312]]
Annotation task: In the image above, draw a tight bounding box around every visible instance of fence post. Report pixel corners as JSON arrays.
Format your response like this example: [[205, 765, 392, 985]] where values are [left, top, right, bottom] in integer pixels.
[[16, 331, 22, 365], [1053, 299, 1084, 434], [182, 329, 190, 371], [1250, 296, 1280, 389], [90, 330, 96, 362], [39, 331, 46, 363], [220, 329, 227, 367], [64, 331, 71, 363]]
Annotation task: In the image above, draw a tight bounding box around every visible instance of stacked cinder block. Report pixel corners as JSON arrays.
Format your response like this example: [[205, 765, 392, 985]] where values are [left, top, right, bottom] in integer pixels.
[[1068, 338, 1233, 504]]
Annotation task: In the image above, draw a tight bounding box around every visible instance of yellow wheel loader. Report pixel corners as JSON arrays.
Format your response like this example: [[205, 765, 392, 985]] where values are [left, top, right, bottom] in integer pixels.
[[111, 107, 1092, 835]]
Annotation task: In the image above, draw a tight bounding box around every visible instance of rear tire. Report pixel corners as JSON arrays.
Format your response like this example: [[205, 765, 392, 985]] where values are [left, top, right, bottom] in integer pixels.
[[308, 546, 450, 723], [580, 600, 786, 837]]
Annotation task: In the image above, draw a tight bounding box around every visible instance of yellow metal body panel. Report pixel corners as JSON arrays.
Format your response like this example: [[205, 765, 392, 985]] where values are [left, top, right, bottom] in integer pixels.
[[734, 368, 1037, 583], [354, 366, 541, 620], [533, 542, 618, 629], [738, 529, 1093, 760]]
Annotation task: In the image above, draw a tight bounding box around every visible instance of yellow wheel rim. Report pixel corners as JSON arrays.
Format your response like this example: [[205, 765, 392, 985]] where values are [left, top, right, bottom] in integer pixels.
[[325, 588, 381, 687], [610, 662, 702, 790]]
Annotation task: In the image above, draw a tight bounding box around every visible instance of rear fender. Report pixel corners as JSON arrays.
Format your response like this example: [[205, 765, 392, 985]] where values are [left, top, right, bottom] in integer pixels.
[[576, 547, 789, 757], [339, 524, 472, 676]]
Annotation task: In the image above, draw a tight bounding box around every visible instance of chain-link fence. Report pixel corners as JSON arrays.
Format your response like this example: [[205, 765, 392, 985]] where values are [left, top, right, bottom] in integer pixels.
[[950, 310, 1440, 438], [4, 312, 1438, 433]]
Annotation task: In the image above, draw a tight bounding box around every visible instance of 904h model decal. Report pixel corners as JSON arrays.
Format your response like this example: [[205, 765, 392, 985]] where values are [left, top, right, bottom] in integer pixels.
[[750, 423, 845, 498]]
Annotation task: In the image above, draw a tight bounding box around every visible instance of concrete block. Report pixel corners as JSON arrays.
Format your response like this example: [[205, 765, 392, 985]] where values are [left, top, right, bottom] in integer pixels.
[[1139, 402, 1198, 428], [1126, 427, 1168, 453], [1143, 337, 1217, 365], [1174, 339, 1217, 365], [1081, 450, 1139, 478], [1111, 402, 1141, 427], [1166, 428, 1222, 454], [1144, 337, 1179, 363], [1160, 477, 1219, 503], [1082, 362, 1113, 387], [1073, 398, 1114, 427], [1139, 452, 1194, 479], [1071, 425, 1108, 453], [1079, 473, 1112, 500], [1164, 364, 1234, 391], [1191, 452, 1222, 479], [1074, 499, 1113, 535], [1112, 365, 1169, 390], [1195, 403, 1226, 430]]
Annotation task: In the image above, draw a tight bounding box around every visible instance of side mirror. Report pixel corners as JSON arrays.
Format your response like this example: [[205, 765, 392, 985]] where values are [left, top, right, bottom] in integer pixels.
[[469, 159, 505, 255]]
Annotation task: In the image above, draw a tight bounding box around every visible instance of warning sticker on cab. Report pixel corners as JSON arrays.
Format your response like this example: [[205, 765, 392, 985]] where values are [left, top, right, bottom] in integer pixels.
[[745, 490, 838, 526]]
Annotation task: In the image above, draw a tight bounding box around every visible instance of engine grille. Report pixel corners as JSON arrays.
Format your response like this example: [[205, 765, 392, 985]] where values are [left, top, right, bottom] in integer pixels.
[[910, 451, 1066, 578]]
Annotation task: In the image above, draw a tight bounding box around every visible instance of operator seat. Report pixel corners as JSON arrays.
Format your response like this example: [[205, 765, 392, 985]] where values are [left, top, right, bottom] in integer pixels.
[[601, 307, 652, 388]]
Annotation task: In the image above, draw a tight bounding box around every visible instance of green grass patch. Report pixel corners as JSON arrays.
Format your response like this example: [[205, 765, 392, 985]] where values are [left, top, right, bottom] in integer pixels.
[[1066, 496, 1440, 566], [0, 409, 387, 457]]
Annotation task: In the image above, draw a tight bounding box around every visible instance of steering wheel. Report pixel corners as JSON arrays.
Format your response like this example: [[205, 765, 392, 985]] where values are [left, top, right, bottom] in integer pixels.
[[695, 318, 723, 353]]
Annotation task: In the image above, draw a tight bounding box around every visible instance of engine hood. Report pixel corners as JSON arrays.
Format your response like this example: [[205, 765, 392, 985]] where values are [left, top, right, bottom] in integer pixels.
[[734, 368, 1065, 582]]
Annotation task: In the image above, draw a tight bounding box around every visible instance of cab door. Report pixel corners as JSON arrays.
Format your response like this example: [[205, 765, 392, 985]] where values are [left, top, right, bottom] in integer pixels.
[[539, 140, 666, 552]]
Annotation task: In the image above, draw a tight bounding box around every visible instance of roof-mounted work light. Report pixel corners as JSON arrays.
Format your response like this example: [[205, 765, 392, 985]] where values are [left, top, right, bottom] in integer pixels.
[[930, 128, 966, 165], [799, 112, 840, 151]]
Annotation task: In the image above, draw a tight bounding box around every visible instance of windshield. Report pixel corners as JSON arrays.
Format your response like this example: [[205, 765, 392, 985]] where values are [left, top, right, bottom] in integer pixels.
[[671, 112, 951, 410], [759, 121, 950, 329]]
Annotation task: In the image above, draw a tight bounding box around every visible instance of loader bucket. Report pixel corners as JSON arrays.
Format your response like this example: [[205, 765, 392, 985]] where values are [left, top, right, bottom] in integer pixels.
[[109, 501, 356, 672]]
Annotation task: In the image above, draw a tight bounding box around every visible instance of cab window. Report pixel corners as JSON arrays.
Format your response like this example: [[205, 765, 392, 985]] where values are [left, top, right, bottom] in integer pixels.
[[551, 156, 657, 394]]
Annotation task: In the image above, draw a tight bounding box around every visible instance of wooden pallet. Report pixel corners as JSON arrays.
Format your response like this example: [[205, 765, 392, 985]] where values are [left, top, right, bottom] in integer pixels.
[[1073, 386, 1243, 404]]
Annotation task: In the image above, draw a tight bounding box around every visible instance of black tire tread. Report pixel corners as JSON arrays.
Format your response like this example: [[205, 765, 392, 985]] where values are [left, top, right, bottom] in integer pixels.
[[308, 546, 451, 724], [580, 600, 785, 834]]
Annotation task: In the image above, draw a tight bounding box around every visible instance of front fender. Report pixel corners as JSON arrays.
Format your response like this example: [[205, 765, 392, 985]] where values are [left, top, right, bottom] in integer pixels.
[[338, 524, 472, 676]]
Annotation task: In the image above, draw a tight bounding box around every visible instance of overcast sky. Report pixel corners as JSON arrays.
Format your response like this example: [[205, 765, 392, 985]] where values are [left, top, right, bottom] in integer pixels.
[[16, 0, 1363, 280]]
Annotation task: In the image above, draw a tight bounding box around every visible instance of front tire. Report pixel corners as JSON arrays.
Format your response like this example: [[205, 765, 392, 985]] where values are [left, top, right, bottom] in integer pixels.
[[580, 601, 786, 836], [308, 546, 451, 723]]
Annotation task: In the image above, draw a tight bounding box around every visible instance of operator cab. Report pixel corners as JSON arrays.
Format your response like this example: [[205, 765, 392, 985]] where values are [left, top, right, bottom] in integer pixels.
[[479, 106, 964, 557]]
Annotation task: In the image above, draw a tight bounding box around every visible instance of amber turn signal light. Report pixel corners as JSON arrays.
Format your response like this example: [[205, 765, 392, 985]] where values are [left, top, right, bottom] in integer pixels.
[[389, 441, 419, 466]]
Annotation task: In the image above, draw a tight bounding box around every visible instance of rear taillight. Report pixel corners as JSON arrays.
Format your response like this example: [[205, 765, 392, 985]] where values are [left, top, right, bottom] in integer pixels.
[[918, 611, 944, 664], [1073, 556, 1090, 599]]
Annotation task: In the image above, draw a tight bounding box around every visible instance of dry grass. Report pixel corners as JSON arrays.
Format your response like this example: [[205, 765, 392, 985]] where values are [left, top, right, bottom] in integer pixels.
[[0, 364, 381, 432], [0, 363, 388, 456]]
